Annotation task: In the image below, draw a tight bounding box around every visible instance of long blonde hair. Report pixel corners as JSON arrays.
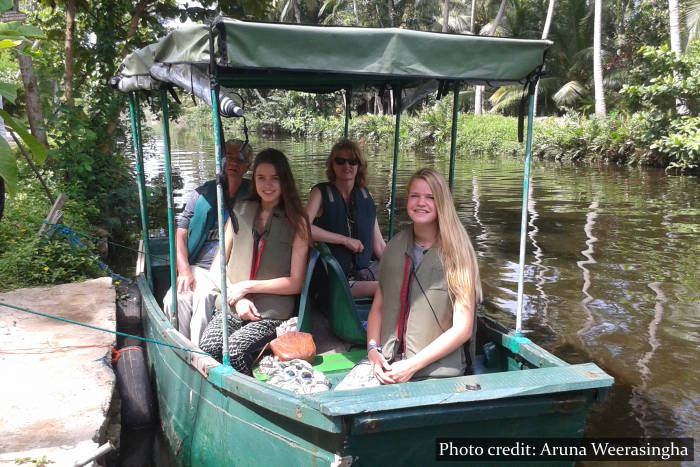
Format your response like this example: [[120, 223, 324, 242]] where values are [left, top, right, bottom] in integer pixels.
[[407, 168, 482, 307]]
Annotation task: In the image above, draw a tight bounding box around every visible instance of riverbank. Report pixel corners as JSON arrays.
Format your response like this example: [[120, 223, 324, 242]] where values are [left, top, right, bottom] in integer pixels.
[[0, 278, 116, 466], [179, 102, 697, 173]]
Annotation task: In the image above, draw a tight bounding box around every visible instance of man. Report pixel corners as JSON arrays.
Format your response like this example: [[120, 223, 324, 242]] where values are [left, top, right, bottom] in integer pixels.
[[164, 139, 252, 346]]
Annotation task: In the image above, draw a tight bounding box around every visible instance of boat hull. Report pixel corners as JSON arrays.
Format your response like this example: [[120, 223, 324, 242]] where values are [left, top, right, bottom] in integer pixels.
[[137, 275, 611, 466]]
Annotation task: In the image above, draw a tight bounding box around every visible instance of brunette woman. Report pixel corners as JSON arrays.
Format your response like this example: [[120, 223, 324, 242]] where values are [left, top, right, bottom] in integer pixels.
[[199, 149, 310, 374]]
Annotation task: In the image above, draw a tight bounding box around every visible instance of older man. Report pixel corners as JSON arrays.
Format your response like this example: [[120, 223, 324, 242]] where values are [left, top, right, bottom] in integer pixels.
[[164, 139, 252, 345]]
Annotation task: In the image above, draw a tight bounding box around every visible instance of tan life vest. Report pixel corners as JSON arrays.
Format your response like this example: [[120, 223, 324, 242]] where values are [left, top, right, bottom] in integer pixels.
[[378, 228, 466, 379], [225, 200, 296, 320]]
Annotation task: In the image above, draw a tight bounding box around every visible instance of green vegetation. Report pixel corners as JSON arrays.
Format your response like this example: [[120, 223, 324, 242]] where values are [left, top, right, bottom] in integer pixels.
[[0, 159, 105, 292], [1, 0, 698, 292]]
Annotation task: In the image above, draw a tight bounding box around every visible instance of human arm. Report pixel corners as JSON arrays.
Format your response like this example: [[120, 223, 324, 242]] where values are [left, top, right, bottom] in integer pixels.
[[175, 228, 195, 292], [208, 218, 235, 282], [365, 289, 394, 384], [226, 231, 309, 304], [306, 187, 363, 253], [372, 219, 386, 259], [385, 296, 475, 383]]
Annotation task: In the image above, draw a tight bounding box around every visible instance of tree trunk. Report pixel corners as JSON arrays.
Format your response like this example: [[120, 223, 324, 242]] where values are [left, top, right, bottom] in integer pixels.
[[387, 0, 394, 27], [593, 0, 606, 117], [14, 0, 47, 147], [100, 0, 155, 156], [442, 0, 450, 32], [475, 0, 507, 116], [533, 0, 556, 117], [353, 0, 359, 23], [293, 0, 301, 23], [470, 0, 476, 33], [668, 0, 687, 114], [668, 0, 683, 54], [63, 0, 76, 107]]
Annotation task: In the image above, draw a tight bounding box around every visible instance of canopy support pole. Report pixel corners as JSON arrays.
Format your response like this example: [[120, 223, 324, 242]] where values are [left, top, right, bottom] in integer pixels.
[[344, 90, 350, 138], [128, 92, 153, 290], [515, 89, 536, 336], [159, 89, 179, 330], [448, 81, 460, 192], [388, 88, 402, 239], [211, 85, 232, 368]]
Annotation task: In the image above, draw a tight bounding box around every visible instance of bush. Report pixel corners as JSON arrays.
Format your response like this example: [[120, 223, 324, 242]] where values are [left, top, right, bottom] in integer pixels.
[[0, 172, 106, 292]]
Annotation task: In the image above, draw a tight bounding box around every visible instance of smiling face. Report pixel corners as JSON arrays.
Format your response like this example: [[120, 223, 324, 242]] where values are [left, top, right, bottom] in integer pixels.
[[254, 162, 281, 205], [331, 149, 359, 183], [407, 178, 437, 227]]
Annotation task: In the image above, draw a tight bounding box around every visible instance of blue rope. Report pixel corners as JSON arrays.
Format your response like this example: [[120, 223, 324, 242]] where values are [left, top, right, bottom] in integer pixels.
[[0, 301, 210, 357]]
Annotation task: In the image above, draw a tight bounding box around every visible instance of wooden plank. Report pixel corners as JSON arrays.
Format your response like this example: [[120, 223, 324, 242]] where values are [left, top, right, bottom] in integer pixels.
[[36, 193, 66, 238]]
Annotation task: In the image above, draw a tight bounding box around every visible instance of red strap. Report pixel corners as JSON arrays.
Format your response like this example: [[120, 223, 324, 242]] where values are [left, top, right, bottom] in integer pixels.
[[250, 238, 266, 280], [396, 256, 412, 354]]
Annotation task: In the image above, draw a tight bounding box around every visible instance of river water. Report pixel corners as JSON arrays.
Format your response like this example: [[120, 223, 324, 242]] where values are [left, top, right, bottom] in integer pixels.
[[139, 130, 699, 461]]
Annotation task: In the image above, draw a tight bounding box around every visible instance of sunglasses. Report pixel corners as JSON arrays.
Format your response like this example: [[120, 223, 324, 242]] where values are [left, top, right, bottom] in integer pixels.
[[334, 157, 359, 166]]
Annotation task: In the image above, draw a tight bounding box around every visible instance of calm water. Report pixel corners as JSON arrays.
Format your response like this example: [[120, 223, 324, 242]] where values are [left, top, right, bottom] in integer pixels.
[[139, 129, 699, 461]]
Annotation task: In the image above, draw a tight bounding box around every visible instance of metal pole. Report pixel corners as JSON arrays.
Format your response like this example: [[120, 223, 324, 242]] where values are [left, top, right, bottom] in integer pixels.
[[388, 88, 402, 239], [448, 81, 460, 192], [515, 92, 536, 335], [160, 89, 178, 330], [128, 93, 153, 289], [211, 86, 231, 368], [344, 90, 350, 138]]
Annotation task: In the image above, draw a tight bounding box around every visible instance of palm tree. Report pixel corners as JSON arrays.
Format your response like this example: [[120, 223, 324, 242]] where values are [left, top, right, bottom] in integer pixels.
[[475, 0, 508, 115], [533, 0, 556, 117], [684, 0, 700, 47], [593, 0, 606, 116]]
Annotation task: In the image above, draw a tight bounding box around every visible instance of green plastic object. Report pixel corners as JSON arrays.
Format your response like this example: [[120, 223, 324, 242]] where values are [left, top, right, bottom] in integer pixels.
[[316, 243, 368, 345], [253, 350, 366, 382], [297, 248, 321, 333]]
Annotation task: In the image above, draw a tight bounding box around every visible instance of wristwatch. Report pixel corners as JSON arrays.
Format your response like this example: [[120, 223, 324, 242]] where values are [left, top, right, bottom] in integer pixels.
[[367, 340, 382, 354]]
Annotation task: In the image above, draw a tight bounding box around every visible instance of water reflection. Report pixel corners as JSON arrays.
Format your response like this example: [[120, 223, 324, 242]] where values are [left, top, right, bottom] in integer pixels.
[[135, 131, 700, 456]]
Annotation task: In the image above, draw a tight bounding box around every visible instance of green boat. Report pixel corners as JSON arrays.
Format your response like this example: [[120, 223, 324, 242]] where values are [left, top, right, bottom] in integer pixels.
[[115, 18, 614, 466]]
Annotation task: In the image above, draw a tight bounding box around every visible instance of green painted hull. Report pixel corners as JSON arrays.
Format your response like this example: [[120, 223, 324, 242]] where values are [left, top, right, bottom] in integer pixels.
[[137, 275, 612, 466]]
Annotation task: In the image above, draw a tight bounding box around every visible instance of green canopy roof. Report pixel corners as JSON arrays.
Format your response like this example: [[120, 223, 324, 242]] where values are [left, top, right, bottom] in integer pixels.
[[116, 18, 551, 93]]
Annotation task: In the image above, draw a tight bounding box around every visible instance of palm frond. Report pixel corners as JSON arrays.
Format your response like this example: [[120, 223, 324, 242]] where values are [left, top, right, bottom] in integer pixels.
[[488, 85, 526, 113], [553, 80, 589, 107]]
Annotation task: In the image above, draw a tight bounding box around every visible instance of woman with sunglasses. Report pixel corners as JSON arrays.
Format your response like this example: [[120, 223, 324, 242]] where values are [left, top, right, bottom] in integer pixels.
[[306, 138, 386, 297], [199, 149, 311, 374], [337, 168, 481, 389]]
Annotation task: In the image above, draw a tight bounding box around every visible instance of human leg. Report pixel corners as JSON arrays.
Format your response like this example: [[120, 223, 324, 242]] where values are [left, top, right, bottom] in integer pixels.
[[227, 319, 284, 375], [198, 310, 243, 362], [189, 266, 220, 346], [163, 287, 194, 338]]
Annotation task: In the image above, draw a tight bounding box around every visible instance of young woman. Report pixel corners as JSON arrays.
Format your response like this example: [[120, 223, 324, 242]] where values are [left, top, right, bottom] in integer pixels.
[[337, 168, 481, 389], [199, 149, 310, 374], [305, 138, 385, 297]]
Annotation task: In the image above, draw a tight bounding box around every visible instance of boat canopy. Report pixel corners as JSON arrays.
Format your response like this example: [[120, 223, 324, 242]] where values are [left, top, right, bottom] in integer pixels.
[[116, 18, 552, 93]]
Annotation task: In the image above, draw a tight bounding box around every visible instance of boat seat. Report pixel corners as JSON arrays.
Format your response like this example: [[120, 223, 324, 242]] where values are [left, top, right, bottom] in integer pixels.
[[298, 243, 369, 345]]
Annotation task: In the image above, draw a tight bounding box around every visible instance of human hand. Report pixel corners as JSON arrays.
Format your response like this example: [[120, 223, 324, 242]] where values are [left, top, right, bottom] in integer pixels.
[[226, 281, 251, 305], [368, 348, 394, 384], [235, 298, 260, 321], [176, 270, 196, 293], [343, 237, 364, 253], [385, 358, 418, 384]]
